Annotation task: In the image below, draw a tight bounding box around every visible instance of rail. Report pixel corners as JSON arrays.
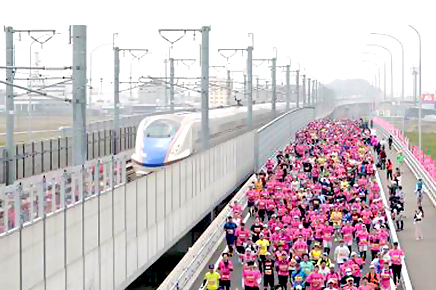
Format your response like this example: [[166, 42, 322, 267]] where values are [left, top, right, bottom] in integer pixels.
[[375, 119, 436, 206]]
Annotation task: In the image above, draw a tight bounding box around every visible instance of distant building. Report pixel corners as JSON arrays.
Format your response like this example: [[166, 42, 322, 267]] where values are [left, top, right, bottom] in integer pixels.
[[138, 83, 166, 106]]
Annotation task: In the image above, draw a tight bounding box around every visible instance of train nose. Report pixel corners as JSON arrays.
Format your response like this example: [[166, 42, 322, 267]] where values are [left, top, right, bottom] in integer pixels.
[[142, 138, 172, 166]]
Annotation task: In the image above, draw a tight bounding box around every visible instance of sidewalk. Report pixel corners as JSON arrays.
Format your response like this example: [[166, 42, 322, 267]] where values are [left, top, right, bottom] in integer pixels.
[[376, 135, 436, 290]]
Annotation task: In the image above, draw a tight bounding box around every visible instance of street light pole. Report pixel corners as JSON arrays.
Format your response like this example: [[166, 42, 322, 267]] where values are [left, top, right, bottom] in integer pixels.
[[371, 33, 405, 102], [89, 43, 112, 109], [409, 25, 422, 151], [367, 44, 393, 101]]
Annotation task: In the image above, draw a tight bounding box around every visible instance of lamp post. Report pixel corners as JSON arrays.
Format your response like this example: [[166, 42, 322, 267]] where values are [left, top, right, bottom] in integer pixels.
[[409, 25, 422, 151], [362, 52, 385, 100], [89, 43, 113, 109], [371, 33, 404, 102], [367, 44, 393, 101]]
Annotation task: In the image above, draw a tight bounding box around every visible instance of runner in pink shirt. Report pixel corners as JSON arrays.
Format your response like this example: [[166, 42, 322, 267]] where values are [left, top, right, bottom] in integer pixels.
[[322, 221, 334, 255], [358, 277, 372, 290], [356, 228, 369, 261], [389, 242, 405, 286], [292, 235, 308, 258], [242, 261, 261, 289], [235, 222, 251, 254], [379, 261, 391, 290], [217, 253, 233, 289], [341, 221, 355, 249], [306, 265, 325, 290]]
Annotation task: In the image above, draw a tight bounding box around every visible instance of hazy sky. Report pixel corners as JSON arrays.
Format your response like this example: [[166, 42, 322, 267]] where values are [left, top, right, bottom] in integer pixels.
[[1, 0, 435, 101]]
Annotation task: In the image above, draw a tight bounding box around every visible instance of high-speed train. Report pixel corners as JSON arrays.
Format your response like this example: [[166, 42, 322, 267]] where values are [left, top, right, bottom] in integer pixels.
[[131, 103, 291, 174]]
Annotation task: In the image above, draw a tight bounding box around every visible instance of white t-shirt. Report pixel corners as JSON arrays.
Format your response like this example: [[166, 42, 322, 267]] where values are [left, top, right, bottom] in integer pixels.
[[335, 245, 350, 264]]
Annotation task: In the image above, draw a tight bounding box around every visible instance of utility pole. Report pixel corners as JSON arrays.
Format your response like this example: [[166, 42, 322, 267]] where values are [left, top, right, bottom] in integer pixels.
[[114, 47, 148, 153], [243, 74, 247, 103], [271, 57, 277, 117], [72, 25, 88, 166], [5, 27, 14, 184], [275, 60, 292, 111], [256, 77, 259, 103], [412, 67, 418, 106], [3, 27, 67, 183], [247, 45, 253, 125], [227, 70, 232, 104], [201, 26, 211, 149], [169, 59, 174, 111], [307, 78, 311, 106], [302, 74, 306, 107], [113, 47, 120, 154], [296, 70, 300, 108], [164, 59, 168, 107], [286, 64, 290, 111], [169, 58, 196, 112], [218, 34, 254, 128]]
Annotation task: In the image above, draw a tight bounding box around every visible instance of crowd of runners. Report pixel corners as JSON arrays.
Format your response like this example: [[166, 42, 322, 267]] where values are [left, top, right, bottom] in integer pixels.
[[202, 119, 407, 290]]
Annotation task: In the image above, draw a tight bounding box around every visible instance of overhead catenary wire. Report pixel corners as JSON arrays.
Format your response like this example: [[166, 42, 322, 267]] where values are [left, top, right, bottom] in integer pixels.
[[0, 79, 71, 102]]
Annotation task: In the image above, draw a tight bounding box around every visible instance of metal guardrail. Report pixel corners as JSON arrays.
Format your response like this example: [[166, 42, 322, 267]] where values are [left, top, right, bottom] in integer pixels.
[[376, 124, 436, 206]]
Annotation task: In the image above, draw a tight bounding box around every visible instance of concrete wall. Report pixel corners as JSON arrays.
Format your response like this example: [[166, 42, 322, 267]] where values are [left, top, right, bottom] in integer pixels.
[[0, 131, 254, 290]]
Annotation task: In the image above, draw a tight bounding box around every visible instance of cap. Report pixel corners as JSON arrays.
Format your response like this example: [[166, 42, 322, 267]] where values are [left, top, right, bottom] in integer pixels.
[[208, 264, 214, 269]]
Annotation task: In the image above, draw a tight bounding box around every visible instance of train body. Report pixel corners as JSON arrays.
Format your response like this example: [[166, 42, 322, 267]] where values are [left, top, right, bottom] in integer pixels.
[[131, 103, 289, 175]]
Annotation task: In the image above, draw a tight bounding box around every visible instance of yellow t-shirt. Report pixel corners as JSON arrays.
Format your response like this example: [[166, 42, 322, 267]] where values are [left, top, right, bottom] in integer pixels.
[[311, 249, 322, 261], [256, 239, 270, 255], [204, 272, 220, 290]]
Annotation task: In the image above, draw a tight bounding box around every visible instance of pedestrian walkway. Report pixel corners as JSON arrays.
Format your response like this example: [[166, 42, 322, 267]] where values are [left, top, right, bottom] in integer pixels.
[[376, 133, 436, 290]]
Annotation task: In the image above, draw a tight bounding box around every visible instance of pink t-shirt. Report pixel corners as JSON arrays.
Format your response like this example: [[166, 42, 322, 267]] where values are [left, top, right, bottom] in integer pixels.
[[322, 225, 334, 241], [243, 268, 261, 287], [389, 249, 405, 265], [218, 260, 233, 280], [358, 285, 372, 290], [306, 272, 324, 290], [277, 260, 289, 276], [235, 228, 250, 246]]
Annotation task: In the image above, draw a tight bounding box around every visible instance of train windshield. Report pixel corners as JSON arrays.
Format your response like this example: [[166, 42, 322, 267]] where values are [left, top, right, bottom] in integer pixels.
[[144, 120, 180, 138]]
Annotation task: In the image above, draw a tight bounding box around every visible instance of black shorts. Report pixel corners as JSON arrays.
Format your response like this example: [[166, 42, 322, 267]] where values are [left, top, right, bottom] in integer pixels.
[[220, 280, 231, 288], [264, 275, 274, 287], [248, 201, 255, 207]]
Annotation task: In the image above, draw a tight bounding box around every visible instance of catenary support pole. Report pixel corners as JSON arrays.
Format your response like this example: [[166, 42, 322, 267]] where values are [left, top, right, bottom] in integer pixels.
[[302, 74, 306, 107], [247, 46, 253, 128], [113, 46, 120, 154], [164, 59, 168, 107], [5, 26, 15, 185], [170, 58, 175, 112], [307, 78, 311, 106], [72, 25, 87, 166], [383, 63, 387, 101], [201, 26, 210, 149], [271, 57, 277, 117], [285, 64, 290, 111], [296, 70, 300, 108], [227, 70, 231, 103]]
